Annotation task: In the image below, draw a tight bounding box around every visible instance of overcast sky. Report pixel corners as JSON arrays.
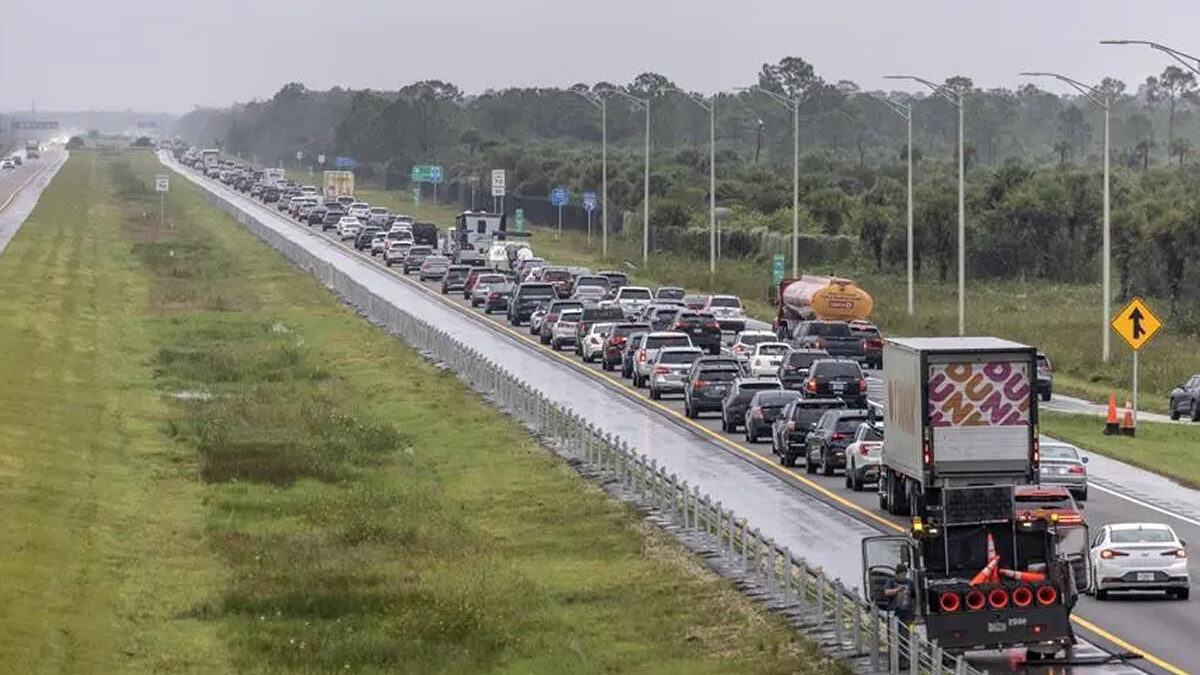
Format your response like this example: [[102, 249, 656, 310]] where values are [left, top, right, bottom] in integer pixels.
[[3, 0, 1199, 113]]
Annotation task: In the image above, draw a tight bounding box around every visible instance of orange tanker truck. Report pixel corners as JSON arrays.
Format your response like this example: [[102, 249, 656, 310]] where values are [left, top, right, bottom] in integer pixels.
[[773, 275, 874, 338]]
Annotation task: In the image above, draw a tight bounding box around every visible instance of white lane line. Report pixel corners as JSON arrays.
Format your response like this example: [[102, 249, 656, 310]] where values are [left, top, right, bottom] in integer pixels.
[[1090, 482, 1200, 529]]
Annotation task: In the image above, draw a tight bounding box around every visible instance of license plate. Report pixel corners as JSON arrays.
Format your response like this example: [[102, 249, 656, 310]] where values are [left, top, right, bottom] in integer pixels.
[[1137, 572, 1155, 582], [832, 383, 845, 392]]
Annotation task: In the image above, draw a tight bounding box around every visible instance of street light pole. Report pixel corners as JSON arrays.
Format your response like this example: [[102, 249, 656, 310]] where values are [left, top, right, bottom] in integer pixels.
[[666, 86, 717, 275], [1020, 71, 1113, 362], [743, 86, 800, 278], [572, 90, 609, 258], [600, 88, 652, 267], [868, 94, 915, 316], [1101, 39, 1200, 77], [887, 75, 967, 335]]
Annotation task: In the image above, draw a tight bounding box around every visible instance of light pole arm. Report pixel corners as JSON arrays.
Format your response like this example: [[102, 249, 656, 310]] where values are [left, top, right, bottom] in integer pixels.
[[740, 85, 796, 111], [1019, 72, 1108, 109], [597, 87, 649, 109], [867, 94, 911, 120], [1102, 40, 1200, 78], [665, 86, 713, 112], [571, 89, 605, 110], [885, 75, 961, 107]]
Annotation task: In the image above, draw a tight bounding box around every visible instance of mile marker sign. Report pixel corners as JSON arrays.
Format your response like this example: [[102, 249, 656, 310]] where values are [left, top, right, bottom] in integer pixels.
[[1111, 297, 1162, 351], [155, 175, 169, 192]]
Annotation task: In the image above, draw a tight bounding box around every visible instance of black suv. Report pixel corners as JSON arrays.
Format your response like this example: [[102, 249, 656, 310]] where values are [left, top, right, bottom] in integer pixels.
[[602, 323, 649, 372], [683, 364, 740, 418], [800, 358, 867, 408], [803, 409, 871, 475], [743, 390, 802, 443], [778, 348, 829, 390], [306, 205, 328, 226], [791, 320, 865, 361], [720, 378, 783, 432], [770, 398, 845, 467], [673, 312, 722, 355], [508, 282, 556, 326]]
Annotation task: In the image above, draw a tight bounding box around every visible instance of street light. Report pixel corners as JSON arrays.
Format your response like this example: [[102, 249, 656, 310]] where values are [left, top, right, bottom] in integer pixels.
[[1101, 40, 1200, 77], [666, 86, 717, 275], [741, 86, 800, 278], [572, 89, 609, 258], [598, 87, 651, 267], [867, 93, 915, 317], [886, 75, 967, 335], [1020, 71, 1113, 363]]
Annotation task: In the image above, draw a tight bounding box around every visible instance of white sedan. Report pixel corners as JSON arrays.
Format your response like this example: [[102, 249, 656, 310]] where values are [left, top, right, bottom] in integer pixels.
[[551, 309, 583, 351], [337, 217, 362, 240], [1090, 523, 1189, 600], [745, 342, 792, 377], [580, 322, 614, 362]]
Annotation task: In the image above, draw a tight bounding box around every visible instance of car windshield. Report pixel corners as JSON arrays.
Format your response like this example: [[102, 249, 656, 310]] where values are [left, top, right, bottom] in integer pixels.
[[807, 322, 852, 337], [559, 311, 581, 321], [1014, 492, 1074, 509], [860, 426, 885, 442], [603, 273, 629, 285], [613, 325, 649, 338], [698, 369, 738, 382], [591, 323, 614, 335], [645, 335, 691, 350], [478, 275, 506, 284], [370, 207, 388, 214], [657, 288, 685, 299], [658, 350, 701, 364], [814, 361, 862, 378], [756, 392, 799, 405], [757, 344, 790, 356], [740, 381, 781, 391], [621, 288, 653, 300], [551, 302, 583, 312], [787, 351, 824, 367], [1110, 527, 1175, 544], [1041, 444, 1079, 460], [575, 287, 605, 296], [739, 334, 775, 346], [521, 285, 555, 298], [709, 296, 742, 308], [576, 276, 608, 288], [835, 417, 869, 432], [409, 247, 432, 255], [543, 269, 572, 282]]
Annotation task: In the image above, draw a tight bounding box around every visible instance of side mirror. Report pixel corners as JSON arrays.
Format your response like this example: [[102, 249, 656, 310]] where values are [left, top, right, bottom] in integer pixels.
[[1081, 456, 1089, 464], [809, 422, 817, 430], [1181, 539, 1188, 547]]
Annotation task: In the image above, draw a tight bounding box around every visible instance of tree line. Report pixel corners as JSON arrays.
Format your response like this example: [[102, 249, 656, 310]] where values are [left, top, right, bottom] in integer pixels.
[[175, 56, 1200, 319]]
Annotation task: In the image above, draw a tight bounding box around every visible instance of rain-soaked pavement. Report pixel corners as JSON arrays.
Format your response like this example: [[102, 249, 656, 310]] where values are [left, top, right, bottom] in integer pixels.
[[0, 149, 67, 254], [167, 154, 1187, 675]]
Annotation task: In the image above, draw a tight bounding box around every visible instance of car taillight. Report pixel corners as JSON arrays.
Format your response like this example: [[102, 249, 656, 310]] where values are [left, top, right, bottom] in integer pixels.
[[922, 441, 932, 466], [1067, 465, 1086, 475], [693, 380, 706, 388], [653, 366, 669, 374], [786, 420, 795, 431], [752, 407, 763, 419], [638, 351, 647, 362], [812, 339, 822, 349], [859, 444, 871, 455], [735, 344, 745, 353], [807, 380, 817, 393], [1100, 549, 1129, 559], [674, 321, 686, 329], [1164, 549, 1188, 559], [613, 336, 626, 345], [830, 432, 847, 440], [706, 322, 720, 329], [488, 292, 498, 299], [859, 379, 867, 392], [548, 314, 558, 322]]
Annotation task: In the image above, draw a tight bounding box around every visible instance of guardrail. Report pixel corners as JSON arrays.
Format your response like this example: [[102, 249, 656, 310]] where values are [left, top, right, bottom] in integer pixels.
[[183, 165, 983, 675]]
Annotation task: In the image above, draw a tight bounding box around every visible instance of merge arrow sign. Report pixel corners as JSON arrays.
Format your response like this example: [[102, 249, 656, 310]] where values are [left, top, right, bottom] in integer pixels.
[[1111, 297, 1162, 351]]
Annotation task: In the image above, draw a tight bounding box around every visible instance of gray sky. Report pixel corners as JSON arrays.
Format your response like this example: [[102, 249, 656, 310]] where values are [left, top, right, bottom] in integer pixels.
[[2, 0, 1198, 113]]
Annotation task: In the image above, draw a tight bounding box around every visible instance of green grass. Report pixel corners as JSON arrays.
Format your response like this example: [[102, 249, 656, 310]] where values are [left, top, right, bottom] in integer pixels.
[[1042, 412, 1200, 489], [0, 150, 844, 673]]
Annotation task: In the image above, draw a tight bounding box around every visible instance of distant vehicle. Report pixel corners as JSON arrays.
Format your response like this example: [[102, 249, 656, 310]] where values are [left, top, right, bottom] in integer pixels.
[[0, 159, 13, 170], [540, 267, 575, 297], [573, 307, 626, 355], [383, 240, 412, 266], [655, 286, 686, 301], [745, 342, 792, 378], [369, 233, 388, 256], [601, 323, 650, 372], [671, 312, 722, 355], [1038, 439, 1088, 501], [730, 331, 778, 369], [703, 294, 746, 332], [777, 348, 828, 390], [402, 245, 434, 274], [774, 275, 873, 338], [621, 332, 647, 379], [571, 285, 608, 308], [844, 421, 884, 490], [537, 300, 585, 344], [849, 321, 884, 369], [454, 210, 505, 265], [411, 222, 438, 248], [1169, 373, 1200, 421], [367, 207, 391, 227], [771, 398, 845, 467], [1090, 523, 1189, 600], [644, 305, 683, 332], [337, 217, 362, 240], [647, 346, 704, 400], [482, 282, 514, 314], [418, 256, 450, 282], [597, 270, 630, 290], [355, 226, 383, 251], [470, 273, 508, 306], [682, 294, 707, 310], [508, 282, 556, 326], [743, 390, 802, 443], [202, 148, 220, 171], [720, 377, 783, 432], [630, 332, 693, 388], [1037, 352, 1054, 402], [550, 309, 583, 350], [24, 140, 39, 159], [803, 408, 872, 475], [791, 321, 867, 362], [347, 202, 371, 221], [441, 264, 472, 294], [800, 358, 867, 408], [579, 322, 615, 363], [683, 363, 741, 418]]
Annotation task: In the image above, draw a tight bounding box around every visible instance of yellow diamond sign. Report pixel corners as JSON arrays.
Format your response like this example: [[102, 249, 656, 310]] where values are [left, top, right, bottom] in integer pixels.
[[1111, 297, 1162, 351]]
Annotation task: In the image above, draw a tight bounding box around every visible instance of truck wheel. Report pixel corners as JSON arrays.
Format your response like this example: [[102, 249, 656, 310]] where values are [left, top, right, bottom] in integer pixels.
[[845, 471, 853, 489], [1171, 404, 1181, 420]]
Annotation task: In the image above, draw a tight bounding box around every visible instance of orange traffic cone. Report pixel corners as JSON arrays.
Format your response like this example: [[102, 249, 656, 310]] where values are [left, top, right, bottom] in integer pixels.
[[999, 567, 1047, 583], [1121, 400, 1136, 437], [1104, 394, 1120, 435], [970, 556, 1000, 586]]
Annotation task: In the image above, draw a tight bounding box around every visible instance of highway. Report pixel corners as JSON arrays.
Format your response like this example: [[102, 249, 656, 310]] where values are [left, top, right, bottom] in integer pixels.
[[167, 153, 1199, 675], [0, 148, 68, 255]]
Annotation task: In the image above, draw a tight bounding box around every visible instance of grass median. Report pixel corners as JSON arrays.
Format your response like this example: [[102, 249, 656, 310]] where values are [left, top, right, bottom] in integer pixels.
[[0, 149, 841, 673], [1042, 412, 1200, 489]]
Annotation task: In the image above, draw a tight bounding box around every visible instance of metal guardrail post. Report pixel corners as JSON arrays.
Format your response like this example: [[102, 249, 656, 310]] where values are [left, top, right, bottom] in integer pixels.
[[679, 480, 690, 529], [888, 614, 899, 675], [932, 644, 944, 675], [834, 579, 844, 645], [907, 625, 919, 675], [766, 540, 776, 591], [870, 607, 882, 670], [795, 555, 808, 608], [815, 569, 826, 625], [714, 502, 724, 549], [852, 587, 863, 652]]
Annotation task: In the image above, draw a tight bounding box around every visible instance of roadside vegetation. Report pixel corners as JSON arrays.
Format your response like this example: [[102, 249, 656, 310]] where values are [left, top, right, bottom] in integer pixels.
[[1042, 412, 1200, 489], [0, 148, 842, 673]]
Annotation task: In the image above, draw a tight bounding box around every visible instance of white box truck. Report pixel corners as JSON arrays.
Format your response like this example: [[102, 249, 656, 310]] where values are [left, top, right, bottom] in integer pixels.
[[878, 337, 1039, 517]]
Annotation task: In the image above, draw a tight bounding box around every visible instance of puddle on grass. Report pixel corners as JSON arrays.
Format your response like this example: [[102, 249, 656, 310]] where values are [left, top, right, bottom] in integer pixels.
[[166, 389, 215, 401]]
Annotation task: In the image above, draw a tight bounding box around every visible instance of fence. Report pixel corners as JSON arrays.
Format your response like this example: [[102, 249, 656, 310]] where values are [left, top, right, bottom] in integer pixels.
[[189, 169, 982, 675]]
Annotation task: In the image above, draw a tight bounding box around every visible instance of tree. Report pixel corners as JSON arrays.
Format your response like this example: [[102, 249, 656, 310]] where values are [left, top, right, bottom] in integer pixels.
[[1135, 139, 1155, 171], [758, 56, 824, 100], [1145, 65, 1197, 149], [66, 136, 85, 149], [1056, 105, 1091, 160], [131, 136, 154, 148], [1052, 141, 1071, 167], [1169, 137, 1192, 166]]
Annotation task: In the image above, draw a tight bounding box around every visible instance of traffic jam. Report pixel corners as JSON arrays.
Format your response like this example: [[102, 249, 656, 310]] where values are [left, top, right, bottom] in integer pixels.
[[177, 148, 1192, 666]]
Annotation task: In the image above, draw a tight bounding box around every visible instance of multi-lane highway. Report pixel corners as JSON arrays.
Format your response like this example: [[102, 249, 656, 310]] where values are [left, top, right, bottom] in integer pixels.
[[168, 153, 1199, 675], [0, 147, 67, 255]]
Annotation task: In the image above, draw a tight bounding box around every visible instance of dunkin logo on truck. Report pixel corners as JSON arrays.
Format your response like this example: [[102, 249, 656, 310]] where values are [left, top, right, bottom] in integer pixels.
[[927, 362, 1030, 427]]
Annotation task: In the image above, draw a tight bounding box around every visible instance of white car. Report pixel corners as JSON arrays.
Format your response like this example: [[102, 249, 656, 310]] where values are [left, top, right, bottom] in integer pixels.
[[551, 309, 583, 351], [746, 342, 792, 377], [347, 202, 371, 221], [704, 294, 746, 325], [0, 159, 13, 170], [337, 216, 363, 240], [370, 234, 388, 256], [1090, 523, 1189, 600], [383, 240, 412, 266], [730, 331, 779, 369], [613, 286, 654, 319], [580, 322, 615, 362], [844, 422, 884, 491], [367, 206, 391, 227]]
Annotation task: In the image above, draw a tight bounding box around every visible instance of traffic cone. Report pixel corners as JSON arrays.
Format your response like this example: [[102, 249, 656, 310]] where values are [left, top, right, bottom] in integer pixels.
[[970, 555, 1000, 586], [1121, 400, 1136, 437], [1104, 394, 1120, 435], [999, 567, 1047, 583]]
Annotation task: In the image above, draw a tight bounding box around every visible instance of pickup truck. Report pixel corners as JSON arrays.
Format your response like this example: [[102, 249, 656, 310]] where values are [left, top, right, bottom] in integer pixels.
[[791, 320, 866, 362], [611, 286, 654, 319]]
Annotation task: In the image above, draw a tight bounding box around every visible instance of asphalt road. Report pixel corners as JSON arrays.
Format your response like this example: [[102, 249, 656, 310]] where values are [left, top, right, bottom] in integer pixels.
[[169, 154, 1199, 675], [0, 148, 67, 255]]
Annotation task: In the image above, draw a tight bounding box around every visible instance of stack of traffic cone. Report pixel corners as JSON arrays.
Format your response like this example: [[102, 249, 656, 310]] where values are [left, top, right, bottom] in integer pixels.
[[970, 533, 1002, 586], [1121, 400, 1136, 437], [1104, 394, 1120, 435]]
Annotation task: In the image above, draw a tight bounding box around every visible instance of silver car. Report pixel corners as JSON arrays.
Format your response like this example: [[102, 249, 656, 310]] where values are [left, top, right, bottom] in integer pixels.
[[470, 274, 508, 307], [631, 332, 694, 388], [1039, 438, 1089, 501], [367, 206, 391, 227], [648, 347, 704, 400]]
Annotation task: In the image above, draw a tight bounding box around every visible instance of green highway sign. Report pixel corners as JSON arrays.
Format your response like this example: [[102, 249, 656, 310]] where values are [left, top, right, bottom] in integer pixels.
[[514, 208, 525, 232], [772, 254, 786, 285], [411, 164, 443, 184]]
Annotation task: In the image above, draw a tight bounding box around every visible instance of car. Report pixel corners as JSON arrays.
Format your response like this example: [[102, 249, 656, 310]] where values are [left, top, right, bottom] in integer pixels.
[[419, 255, 450, 281], [703, 294, 746, 332], [0, 159, 14, 170], [355, 226, 384, 251], [662, 311, 721, 355], [602, 323, 650, 372], [462, 267, 494, 300], [597, 270, 630, 290], [743, 390, 803, 443], [579, 322, 615, 363], [791, 321, 867, 363], [720, 378, 783, 432], [647, 346, 704, 400], [337, 195, 356, 208], [745, 342, 792, 377], [803, 409, 871, 475], [621, 331, 648, 379], [508, 282, 557, 326], [1169, 373, 1200, 421], [262, 186, 281, 203], [321, 207, 345, 230], [730, 331, 779, 370], [1013, 484, 1090, 590], [367, 206, 391, 227], [573, 308, 626, 355], [684, 364, 741, 418], [644, 305, 683, 332], [631, 332, 694, 388], [572, 285, 608, 308], [771, 398, 846, 467], [440, 264, 471, 294], [682, 294, 707, 310], [383, 240, 412, 266], [777, 348, 829, 390], [306, 205, 328, 226], [539, 267, 575, 297], [612, 286, 654, 319], [655, 286, 687, 301], [537, 300, 585, 344], [1038, 438, 1089, 501], [402, 245, 434, 274], [1036, 352, 1054, 401], [800, 358, 868, 408], [551, 309, 584, 350], [571, 275, 611, 296], [470, 273, 509, 306], [347, 202, 371, 221], [844, 421, 884, 490], [849, 321, 884, 369], [528, 299, 553, 336], [337, 217, 363, 240], [1089, 523, 1189, 600], [482, 282, 514, 314], [369, 232, 388, 255]]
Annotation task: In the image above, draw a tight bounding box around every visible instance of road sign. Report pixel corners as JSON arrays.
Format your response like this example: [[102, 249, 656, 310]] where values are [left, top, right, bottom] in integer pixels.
[[551, 187, 569, 206], [412, 185, 421, 207], [515, 208, 525, 233], [430, 166, 443, 184], [583, 191, 597, 212], [491, 169, 506, 197], [155, 175, 169, 192], [411, 165, 442, 183], [11, 120, 58, 130], [772, 254, 786, 285], [334, 156, 359, 169], [1111, 297, 1162, 351], [317, 154, 326, 165], [296, 151, 303, 161]]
